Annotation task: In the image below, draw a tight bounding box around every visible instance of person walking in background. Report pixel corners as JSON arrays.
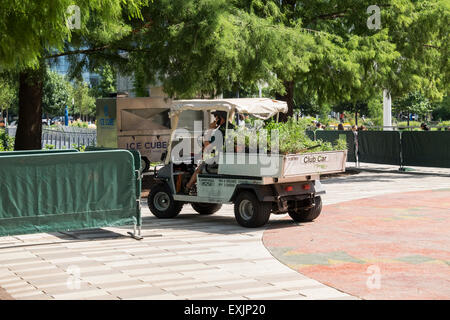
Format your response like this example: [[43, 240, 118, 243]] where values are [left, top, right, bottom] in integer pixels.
[[339, 112, 345, 123]]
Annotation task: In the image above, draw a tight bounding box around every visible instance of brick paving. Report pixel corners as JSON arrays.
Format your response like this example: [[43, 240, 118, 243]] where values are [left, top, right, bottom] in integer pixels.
[[0, 164, 449, 300], [263, 189, 450, 299]]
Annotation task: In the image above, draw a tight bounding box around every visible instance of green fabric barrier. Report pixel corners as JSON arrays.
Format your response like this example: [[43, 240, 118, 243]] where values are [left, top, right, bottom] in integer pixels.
[[401, 131, 450, 168], [357, 131, 401, 165], [85, 146, 142, 227], [0, 149, 78, 156], [314, 130, 356, 162], [0, 150, 138, 236]]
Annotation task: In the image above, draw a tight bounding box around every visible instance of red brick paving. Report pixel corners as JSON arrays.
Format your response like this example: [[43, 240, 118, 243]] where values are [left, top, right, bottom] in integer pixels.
[[263, 189, 450, 300]]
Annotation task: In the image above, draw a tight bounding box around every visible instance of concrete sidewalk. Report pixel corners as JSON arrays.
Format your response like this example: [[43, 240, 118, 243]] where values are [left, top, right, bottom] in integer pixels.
[[1, 167, 449, 300]]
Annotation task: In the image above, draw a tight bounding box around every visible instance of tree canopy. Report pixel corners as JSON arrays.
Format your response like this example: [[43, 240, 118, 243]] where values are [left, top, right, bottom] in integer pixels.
[[0, 0, 148, 71], [0, 0, 149, 149], [0, 0, 448, 149], [123, 0, 448, 115], [42, 70, 72, 116]]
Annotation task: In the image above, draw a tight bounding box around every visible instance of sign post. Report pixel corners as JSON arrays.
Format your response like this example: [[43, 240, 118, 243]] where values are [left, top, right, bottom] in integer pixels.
[[64, 105, 69, 126], [383, 89, 392, 131]]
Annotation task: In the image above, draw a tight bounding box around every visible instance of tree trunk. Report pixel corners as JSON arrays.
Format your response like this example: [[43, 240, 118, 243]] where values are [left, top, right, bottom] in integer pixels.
[[14, 67, 44, 150], [276, 80, 294, 122]]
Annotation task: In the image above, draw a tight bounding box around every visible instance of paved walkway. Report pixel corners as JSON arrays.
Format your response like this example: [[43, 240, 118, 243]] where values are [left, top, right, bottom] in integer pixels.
[[264, 189, 450, 299], [0, 164, 449, 300]]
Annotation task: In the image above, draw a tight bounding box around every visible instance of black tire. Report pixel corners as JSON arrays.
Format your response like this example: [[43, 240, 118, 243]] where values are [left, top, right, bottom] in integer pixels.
[[141, 157, 150, 173], [288, 196, 322, 222], [148, 183, 183, 218], [191, 203, 222, 215], [234, 191, 271, 228]]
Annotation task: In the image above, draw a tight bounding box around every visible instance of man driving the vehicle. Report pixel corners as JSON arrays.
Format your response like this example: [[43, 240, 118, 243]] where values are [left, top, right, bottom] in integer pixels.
[[184, 110, 235, 195]]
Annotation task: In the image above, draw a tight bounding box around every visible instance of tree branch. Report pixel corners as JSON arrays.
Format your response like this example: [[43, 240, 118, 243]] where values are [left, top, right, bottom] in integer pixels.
[[44, 46, 152, 59], [45, 46, 111, 59]]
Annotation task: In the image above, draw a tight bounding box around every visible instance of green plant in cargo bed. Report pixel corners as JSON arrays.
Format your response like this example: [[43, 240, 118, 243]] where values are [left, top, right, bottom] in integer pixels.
[[225, 117, 346, 155], [266, 118, 346, 154]]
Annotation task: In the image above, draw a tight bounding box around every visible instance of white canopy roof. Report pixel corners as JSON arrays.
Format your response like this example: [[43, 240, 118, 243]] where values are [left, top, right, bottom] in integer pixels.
[[170, 98, 288, 120]]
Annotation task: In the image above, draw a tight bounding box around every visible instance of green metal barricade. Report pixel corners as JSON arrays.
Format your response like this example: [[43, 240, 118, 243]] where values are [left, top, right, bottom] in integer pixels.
[[0, 150, 139, 237], [85, 146, 142, 172], [315, 130, 357, 162], [0, 149, 78, 156], [401, 131, 450, 168], [357, 131, 401, 165]]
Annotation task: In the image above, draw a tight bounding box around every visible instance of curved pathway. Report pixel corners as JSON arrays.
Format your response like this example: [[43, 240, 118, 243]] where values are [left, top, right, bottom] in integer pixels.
[[263, 189, 450, 299]]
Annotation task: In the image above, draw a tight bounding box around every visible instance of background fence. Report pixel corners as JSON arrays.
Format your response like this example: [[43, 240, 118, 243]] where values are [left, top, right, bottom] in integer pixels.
[[6, 126, 96, 149], [307, 130, 450, 168], [4, 126, 449, 168]]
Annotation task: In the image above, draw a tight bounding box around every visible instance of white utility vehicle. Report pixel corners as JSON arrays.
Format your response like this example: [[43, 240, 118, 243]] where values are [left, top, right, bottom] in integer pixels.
[[148, 98, 347, 227]]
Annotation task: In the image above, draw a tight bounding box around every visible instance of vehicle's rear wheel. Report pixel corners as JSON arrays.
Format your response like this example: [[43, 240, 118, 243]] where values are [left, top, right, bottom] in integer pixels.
[[288, 196, 322, 222], [234, 191, 271, 228], [191, 203, 222, 215], [148, 183, 183, 218]]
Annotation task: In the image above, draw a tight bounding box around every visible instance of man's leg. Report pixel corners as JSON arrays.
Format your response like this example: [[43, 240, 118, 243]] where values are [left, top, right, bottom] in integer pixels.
[[185, 162, 205, 192]]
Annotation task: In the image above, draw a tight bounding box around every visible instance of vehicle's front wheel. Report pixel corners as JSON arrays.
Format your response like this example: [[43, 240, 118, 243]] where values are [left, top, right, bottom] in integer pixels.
[[148, 184, 183, 218], [288, 196, 322, 222], [191, 203, 222, 215], [234, 191, 271, 228]]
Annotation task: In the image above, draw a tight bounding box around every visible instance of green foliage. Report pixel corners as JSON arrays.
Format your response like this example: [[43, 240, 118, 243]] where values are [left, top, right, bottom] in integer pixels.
[[44, 144, 55, 150], [126, 0, 448, 117], [0, 73, 18, 116], [72, 80, 95, 118], [396, 121, 423, 128], [0, 128, 15, 151], [69, 120, 89, 128], [0, 78, 16, 110], [72, 144, 86, 152], [42, 69, 72, 116], [0, 0, 149, 71], [133, 67, 150, 97], [367, 97, 384, 126], [91, 64, 117, 98], [265, 117, 346, 154], [393, 91, 434, 120], [432, 96, 450, 120]]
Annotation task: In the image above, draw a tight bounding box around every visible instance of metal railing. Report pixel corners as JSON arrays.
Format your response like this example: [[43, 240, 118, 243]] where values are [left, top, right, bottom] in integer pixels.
[[5, 126, 96, 149]]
